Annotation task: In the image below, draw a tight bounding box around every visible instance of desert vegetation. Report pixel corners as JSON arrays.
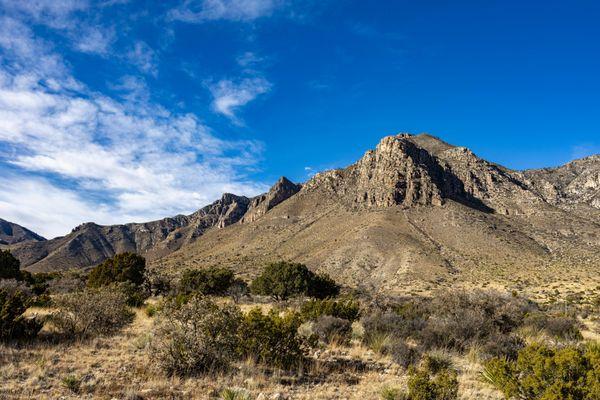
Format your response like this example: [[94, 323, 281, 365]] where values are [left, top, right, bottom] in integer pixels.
[[1, 253, 599, 399]]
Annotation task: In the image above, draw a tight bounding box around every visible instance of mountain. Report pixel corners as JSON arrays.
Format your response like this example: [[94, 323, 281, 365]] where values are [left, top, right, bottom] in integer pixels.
[[0, 219, 45, 245], [10, 181, 298, 271], [9, 133, 600, 296]]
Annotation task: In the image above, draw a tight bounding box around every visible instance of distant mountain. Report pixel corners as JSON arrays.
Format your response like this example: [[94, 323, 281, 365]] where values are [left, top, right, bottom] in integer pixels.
[[10, 178, 300, 271], [9, 133, 600, 297], [0, 219, 45, 245]]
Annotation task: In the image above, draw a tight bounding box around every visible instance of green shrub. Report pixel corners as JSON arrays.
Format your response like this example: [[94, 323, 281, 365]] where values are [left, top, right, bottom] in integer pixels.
[[61, 375, 81, 393], [220, 388, 252, 400], [300, 298, 361, 322], [407, 363, 458, 400], [0, 250, 22, 281], [178, 267, 235, 296], [0, 280, 42, 341], [380, 386, 408, 400], [88, 252, 146, 288], [483, 342, 600, 400], [312, 315, 352, 345], [51, 287, 134, 338], [149, 295, 241, 376], [227, 278, 250, 303], [250, 261, 339, 301], [238, 307, 306, 370]]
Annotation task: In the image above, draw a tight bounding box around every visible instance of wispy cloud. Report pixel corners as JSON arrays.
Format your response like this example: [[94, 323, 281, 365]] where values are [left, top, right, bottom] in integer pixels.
[[168, 0, 282, 23], [0, 16, 267, 238], [208, 77, 271, 122], [127, 41, 159, 76]]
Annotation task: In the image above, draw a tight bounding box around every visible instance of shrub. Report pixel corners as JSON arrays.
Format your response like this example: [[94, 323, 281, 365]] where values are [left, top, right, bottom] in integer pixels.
[[0, 250, 22, 281], [227, 278, 250, 303], [524, 311, 583, 341], [0, 280, 42, 341], [238, 307, 306, 370], [481, 333, 524, 360], [380, 386, 408, 400], [46, 270, 86, 294], [250, 261, 339, 301], [178, 267, 235, 296], [483, 342, 600, 400], [300, 298, 361, 322], [362, 310, 423, 346], [61, 375, 81, 393], [384, 340, 420, 369], [407, 363, 458, 400], [149, 295, 241, 376], [51, 287, 134, 338], [312, 315, 352, 345], [419, 290, 533, 352], [88, 252, 146, 288], [220, 388, 252, 400]]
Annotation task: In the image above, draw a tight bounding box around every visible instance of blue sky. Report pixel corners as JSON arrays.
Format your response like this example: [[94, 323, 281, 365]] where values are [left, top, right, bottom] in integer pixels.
[[0, 0, 599, 238]]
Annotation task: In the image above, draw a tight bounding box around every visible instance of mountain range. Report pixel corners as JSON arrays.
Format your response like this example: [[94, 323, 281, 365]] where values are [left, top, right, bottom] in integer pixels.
[[3, 133, 600, 294]]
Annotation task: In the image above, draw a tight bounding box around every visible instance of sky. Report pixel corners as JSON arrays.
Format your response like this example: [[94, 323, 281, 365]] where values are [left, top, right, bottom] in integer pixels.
[[0, 0, 599, 239]]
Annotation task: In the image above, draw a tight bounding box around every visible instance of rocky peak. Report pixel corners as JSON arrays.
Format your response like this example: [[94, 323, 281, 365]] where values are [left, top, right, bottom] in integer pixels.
[[241, 176, 301, 223], [0, 219, 46, 245]]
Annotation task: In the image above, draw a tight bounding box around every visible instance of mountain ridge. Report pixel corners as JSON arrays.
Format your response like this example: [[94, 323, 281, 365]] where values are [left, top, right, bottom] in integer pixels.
[[5, 133, 600, 290]]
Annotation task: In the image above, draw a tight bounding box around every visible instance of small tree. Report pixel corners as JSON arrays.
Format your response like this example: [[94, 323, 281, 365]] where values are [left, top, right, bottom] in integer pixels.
[[250, 261, 340, 301], [0, 250, 22, 281], [87, 252, 146, 288], [178, 267, 234, 296]]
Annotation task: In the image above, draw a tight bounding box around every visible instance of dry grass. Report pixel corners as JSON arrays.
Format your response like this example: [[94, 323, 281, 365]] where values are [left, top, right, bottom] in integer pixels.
[[0, 300, 510, 400]]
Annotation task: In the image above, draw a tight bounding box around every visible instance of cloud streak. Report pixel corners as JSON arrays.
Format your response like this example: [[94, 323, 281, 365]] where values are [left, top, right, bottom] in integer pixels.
[[0, 16, 267, 238], [208, 77, 272, 122], [169, 0, 282, 23]]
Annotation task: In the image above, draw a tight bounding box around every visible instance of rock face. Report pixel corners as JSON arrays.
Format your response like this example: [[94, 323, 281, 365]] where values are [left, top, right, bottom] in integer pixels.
[[0, 219, 45, 245], [242, 177, 301, 223], [522, 155, 600, 209]]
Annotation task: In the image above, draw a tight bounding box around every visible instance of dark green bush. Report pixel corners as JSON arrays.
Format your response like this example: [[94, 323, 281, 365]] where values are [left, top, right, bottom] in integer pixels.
[[149, 295, 242, 376], [227, 278, 250, 303], [407, 362, 458, 400], [238, 307, 307, 370], [300, 298, 361, 322], [483, 342, 600, 400], [250, 261, 339, 300], [88, 252, 146, 288], [0, 280, 42, 341], [178, 267, 234, 296], [51, 287, 134, 338], [312, 315, 352, 345], [87, 253, 148, 306], [0, 250, 22, 281]]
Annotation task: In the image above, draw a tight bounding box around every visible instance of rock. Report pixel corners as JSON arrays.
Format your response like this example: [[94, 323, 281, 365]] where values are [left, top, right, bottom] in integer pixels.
[[241, 177, 301, 223]]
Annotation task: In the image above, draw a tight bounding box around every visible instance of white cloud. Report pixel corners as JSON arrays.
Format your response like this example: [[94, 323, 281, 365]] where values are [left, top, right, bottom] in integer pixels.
[[169, 0, 281, 22], [208, 77, 271, 122], [127, 41, 159, 76], [73, 25, 115, 56], [0, 16, 267, 239]]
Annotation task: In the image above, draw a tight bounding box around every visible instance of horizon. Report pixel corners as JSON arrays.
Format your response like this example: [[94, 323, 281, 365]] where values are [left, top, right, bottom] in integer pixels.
[[1, 1, 599, 238]]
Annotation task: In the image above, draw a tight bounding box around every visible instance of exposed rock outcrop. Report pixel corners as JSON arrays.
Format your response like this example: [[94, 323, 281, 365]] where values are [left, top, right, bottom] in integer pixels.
[[242, 177, 301, 223]]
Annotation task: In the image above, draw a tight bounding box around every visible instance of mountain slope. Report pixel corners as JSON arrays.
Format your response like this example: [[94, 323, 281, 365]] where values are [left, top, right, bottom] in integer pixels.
[[10, 133, 600, 296], [0, 219, 45, 245]]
